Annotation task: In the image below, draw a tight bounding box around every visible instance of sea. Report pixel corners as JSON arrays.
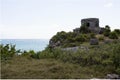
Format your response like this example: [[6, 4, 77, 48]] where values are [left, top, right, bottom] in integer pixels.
[[0, 39, 49, 52]]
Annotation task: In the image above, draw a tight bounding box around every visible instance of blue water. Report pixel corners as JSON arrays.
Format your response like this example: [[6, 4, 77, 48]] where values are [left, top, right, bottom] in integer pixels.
[[0, 39, 49, 52]]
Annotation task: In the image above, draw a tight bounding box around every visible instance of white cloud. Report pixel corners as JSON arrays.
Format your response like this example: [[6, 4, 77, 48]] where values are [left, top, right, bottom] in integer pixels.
[[104, 3, 113, 8]]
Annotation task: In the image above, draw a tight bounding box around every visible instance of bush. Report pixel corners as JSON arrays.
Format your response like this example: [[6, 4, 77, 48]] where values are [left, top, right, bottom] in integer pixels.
[[104, 25, 111, 37], [104, 31, 110, 37], [109, 32, 118, 39], [75, 34, 86, 42], [90, 33, 96, 38], [0, 44, 16, 60], [111, 43, 120, 69], [63, 43, 78, 47], [114, 29, 120, 36], [66, 37, 75, 43], [116, 68, 120, 74], [50, 31, 67, 43]]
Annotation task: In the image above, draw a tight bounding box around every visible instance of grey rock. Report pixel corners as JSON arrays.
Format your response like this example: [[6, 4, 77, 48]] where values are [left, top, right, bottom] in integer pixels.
[[62, 46, 79, 52], [49, 40, 61, 48], [90, 38, 99, 45], [62, 46, 89, 52], [104, 39, 112, 44], [106, 74, 120, 79]]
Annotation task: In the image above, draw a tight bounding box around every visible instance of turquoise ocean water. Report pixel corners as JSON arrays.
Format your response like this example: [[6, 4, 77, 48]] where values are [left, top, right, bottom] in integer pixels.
[[0, 39, 49, 52]]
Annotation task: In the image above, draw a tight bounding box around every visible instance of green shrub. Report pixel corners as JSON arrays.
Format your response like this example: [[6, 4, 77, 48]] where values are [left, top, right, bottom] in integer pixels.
[[109, 32, 118, 39], [103, 25, 111, 37], [50, 31, 67, 43], [0, 44, 16, 60], [111, 43, 120, 69], [101, 59, 113, 66], [116, 68, 120, 74], [66, 37, 75, 43], [63, 43, 77, 47], [114, 29, 120, 36], [104, 31, 110, 37], [75, 34, 86, 42], [90, 33, 96, 38]]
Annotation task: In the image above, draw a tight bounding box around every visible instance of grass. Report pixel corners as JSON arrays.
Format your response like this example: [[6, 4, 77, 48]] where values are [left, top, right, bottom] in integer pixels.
[[1, 39, 120, 79], [1, 56, 108, 79]]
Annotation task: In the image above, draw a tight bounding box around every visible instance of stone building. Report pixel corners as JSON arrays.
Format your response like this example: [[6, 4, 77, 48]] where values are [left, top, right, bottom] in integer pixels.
[[81, 18, 100, 33], [73, 18, 102, 34], [81, 18, 99, 28], [73, 28, 80, 33]]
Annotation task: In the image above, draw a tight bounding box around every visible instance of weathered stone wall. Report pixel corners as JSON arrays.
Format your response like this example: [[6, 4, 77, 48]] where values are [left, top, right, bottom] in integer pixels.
[[73, 28, 80, 33], [81, 18, 99, 27], [81, 18, 100, 33]]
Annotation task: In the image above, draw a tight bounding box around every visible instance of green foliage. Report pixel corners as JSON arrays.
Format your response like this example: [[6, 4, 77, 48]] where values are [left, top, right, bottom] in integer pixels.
[[30, 51, 41, 59], [90, 33, 96, 38], [38, 47, 54, 59], [51, 31, 67, 43], [109, 32, 118, 39], [1, 41, 120, 78], [66, 37, 75, 43], [114, 29, 120, 36], [75, 34, 86, 42], [0, 44, 16, 60], [38, 41, 120, 74], [103, 25, 111, 37], [62, 43, 78, 47], [50, 30, 91, 48], [116, 68, 120, 74], [111, 43, 120, 69], [21, 50, 37, 58]]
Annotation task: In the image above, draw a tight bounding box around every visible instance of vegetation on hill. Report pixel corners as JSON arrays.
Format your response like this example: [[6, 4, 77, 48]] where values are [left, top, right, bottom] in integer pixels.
[[1, 40, 120, 78], [49, 25, 120, 48], [1, 25, 120, 79]]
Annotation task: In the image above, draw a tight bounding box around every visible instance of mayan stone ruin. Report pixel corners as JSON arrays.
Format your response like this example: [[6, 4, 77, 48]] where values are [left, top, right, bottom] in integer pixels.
[[74, 18, 103, 34]]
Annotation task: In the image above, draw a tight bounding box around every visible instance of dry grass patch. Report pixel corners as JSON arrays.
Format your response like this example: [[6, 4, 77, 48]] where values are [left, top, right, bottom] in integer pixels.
[[1, 56, 106, 79]]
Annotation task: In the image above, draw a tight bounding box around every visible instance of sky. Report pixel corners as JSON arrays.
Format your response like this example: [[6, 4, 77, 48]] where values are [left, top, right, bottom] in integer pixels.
[[0, 0, 120, 39]]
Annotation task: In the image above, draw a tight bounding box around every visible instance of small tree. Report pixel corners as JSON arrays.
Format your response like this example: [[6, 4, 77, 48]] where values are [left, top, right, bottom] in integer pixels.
[[1, 44, 16, 60], [109, 32, 118, 39], [114, 29, 120, 36], [104, 25, 111, 37]]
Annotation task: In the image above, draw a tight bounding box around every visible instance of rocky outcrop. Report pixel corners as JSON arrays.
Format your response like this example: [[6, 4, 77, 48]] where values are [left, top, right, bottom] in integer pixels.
[[62, 46, 79, 52], [62, 46, 89, 52], [106, 74, 120, 79], [49, 40, 61, 48]]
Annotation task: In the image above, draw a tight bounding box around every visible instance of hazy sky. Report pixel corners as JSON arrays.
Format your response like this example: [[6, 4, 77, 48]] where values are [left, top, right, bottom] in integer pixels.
[[0, 0, 120, 39]]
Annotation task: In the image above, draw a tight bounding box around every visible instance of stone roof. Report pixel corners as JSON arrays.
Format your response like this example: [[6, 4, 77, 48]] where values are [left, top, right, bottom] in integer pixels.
[[81, 18, 99, 21]]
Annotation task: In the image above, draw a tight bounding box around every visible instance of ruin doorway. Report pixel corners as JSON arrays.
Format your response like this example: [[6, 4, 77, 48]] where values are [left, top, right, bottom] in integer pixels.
[[86, 23, 90, 27]]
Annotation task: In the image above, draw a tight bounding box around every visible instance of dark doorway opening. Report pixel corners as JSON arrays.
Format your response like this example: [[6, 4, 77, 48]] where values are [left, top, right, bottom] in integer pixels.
[[86, 23, 90, 27]]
